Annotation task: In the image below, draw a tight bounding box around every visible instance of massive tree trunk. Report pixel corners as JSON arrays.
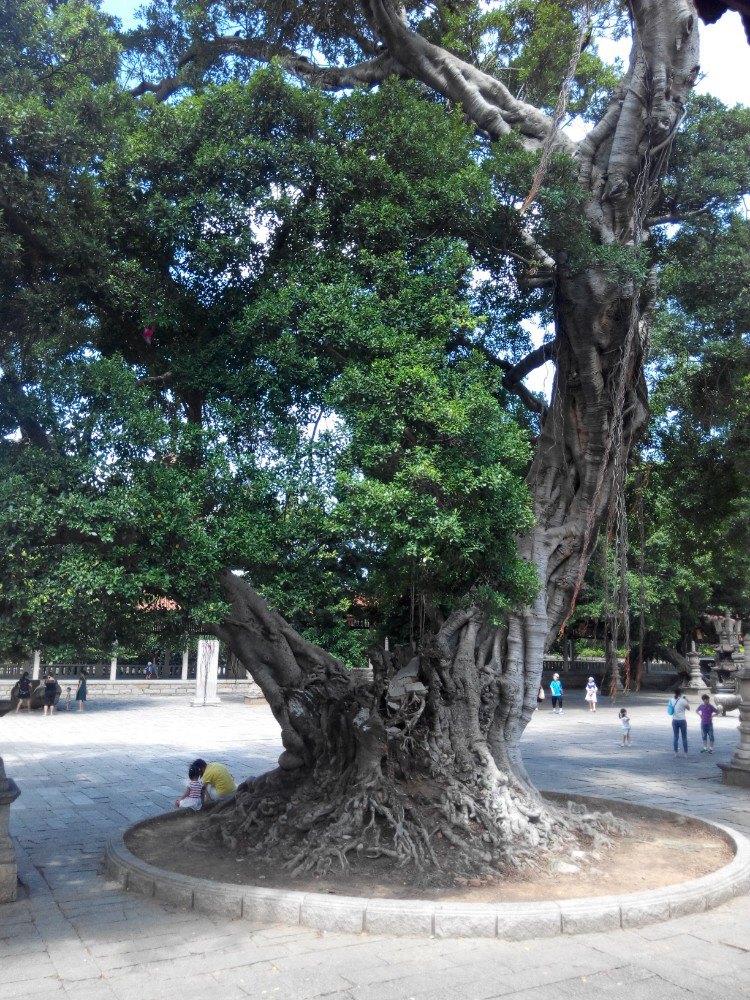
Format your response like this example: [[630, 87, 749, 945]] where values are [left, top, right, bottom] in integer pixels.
[[209, 571, 619, 883], [498, 0, 699, 770], [188, 1, 699, 880]]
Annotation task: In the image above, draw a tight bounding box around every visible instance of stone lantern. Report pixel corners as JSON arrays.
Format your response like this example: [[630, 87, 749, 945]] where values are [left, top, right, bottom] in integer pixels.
[[684, 642, 711, 700], [0, 757, 21, 903]]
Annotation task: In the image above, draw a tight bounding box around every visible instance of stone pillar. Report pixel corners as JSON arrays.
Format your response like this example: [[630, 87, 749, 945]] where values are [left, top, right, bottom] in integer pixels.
[[109, 656, 118, 682], [720, 660, 750, 787], [684, 642, 711, 699], [32, 650, 41, 681], [181, 646, 189, 682], [191, 639, 221, 707], [0, 757, 21, 903]]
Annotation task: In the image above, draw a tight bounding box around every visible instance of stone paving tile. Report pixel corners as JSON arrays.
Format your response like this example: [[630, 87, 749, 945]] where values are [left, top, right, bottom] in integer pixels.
[[1, 976, 66, 999], [2, 693, 750, 1000]]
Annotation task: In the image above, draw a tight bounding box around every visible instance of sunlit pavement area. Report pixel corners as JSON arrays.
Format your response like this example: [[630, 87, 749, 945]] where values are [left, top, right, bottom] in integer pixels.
[[2, 692, 750, 1000]]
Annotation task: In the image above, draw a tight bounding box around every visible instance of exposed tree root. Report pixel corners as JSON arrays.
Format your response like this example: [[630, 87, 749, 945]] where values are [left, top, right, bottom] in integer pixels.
[[189, 755, 623, 887]]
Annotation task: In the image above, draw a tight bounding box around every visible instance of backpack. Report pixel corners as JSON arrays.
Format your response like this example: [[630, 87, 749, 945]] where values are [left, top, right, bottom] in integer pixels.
[[667, 700, 675, 716]]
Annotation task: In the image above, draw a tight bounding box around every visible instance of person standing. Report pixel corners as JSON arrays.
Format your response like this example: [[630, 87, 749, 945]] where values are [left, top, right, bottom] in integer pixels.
[[15, 671, 32, 713], [669, 688, 690, 757], [75, 670, 87, 712], [550, 673, 564, 714], [42, 671, 59, 716], [584, 676, 598, 712], [618, 707, 631, 747], [696, 694, 719, 754]]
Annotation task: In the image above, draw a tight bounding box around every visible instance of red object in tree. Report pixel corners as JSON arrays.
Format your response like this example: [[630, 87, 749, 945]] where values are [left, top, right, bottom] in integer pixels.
[[142, 324, 155, 345], [695, 0, 750, 41]]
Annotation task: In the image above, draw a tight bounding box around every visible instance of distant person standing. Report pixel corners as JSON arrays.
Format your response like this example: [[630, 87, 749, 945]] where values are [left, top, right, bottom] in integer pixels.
[[550, 673, 564, 714], [669, 688, 690, 757], [584, 676, 598, 712], [42, 671, 59, 716], [696, 694, 719, 754], [15, 671, 32, 713], [76, 670, 87, 712], [618, 707, 631, 747]]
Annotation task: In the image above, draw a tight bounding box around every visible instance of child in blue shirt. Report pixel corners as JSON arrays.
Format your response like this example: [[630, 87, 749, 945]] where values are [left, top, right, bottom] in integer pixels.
[[550, 673, 564, 714]]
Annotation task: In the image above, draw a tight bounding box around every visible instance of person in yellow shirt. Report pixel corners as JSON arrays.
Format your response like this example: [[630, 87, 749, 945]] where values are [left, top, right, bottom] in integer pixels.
[[192, 758, 237, 804]]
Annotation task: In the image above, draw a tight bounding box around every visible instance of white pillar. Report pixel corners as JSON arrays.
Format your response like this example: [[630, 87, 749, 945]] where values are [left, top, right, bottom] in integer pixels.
[[191, 639, 221, 707], [109, 656, 118, 681], [32, 650, 41, 681], [181, 646, 189, 682]]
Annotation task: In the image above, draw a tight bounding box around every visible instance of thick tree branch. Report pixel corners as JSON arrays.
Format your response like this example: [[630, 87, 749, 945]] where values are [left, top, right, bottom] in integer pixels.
[[454, 335, 549, 416], [135, 370, 172, 387], [0, 372, 52, 450], [131, 37, 409, 101], [645, 206, 711, 227], [363, 0, 569, 151], [509, 343, 556, 383]]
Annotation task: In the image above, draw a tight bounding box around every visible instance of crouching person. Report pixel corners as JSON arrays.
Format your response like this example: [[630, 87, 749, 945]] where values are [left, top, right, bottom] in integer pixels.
[[193, 758, 237, 805]]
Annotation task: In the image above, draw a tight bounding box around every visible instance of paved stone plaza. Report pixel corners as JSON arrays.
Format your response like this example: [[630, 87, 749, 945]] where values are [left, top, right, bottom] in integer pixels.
[[1, 693, 750, 1000]]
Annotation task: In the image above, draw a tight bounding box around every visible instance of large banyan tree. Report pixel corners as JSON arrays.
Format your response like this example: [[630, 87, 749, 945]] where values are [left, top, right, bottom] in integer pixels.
[[123, 0, 709, 878], [7, 0, 737, 880]]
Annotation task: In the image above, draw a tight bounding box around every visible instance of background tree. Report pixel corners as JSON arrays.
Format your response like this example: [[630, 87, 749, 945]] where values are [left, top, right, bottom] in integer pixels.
[[629, 95, 750, 666], [560, 94, 750, 679]]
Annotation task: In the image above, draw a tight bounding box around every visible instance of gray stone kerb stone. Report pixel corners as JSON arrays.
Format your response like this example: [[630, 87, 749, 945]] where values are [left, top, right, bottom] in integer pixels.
[[104, 794, 750, 940]]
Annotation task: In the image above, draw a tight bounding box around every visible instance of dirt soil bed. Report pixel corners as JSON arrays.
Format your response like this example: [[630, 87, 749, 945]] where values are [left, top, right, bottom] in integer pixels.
[[125, 799, 733, 903]]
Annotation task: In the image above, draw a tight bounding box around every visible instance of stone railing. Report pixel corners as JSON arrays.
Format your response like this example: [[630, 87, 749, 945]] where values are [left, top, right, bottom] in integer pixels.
[[0, 661, 247, 681], [542, 656, 672, 673]]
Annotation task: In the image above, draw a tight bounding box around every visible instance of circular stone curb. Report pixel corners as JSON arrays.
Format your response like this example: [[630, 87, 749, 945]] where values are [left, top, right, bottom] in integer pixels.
[[104, 794, 750, 939]]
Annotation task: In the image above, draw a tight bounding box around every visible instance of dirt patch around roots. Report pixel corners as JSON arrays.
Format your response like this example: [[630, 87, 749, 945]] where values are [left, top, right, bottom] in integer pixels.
[[125, 799, 733, 903]]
